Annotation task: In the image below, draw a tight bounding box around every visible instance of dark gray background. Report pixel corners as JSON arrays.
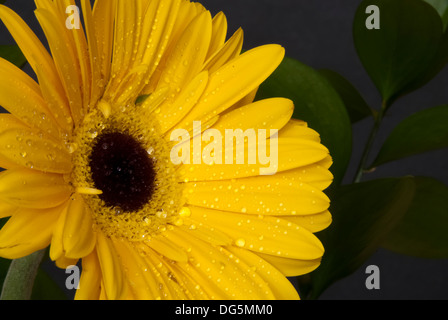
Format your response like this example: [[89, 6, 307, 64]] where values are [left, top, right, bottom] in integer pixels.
[[1, 0, 448, 299]]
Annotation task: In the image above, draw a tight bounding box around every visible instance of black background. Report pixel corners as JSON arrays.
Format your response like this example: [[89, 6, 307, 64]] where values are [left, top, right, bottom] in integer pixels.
[[1, 0, 448, 299]]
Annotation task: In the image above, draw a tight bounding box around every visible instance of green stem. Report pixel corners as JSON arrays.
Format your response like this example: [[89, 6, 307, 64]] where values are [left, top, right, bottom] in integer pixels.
[[353, 101, 387, 183], [0, 249, 46, 300]]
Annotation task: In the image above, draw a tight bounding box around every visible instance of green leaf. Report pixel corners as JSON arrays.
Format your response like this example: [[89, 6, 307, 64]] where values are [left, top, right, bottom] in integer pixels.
[[256, 56, 352, 186], [383, 176, 448, 259], [0, 45, 27, 69], [319, 69, 375, 123], [372, 105, 448, 167], [424, 0, 448, 29], [353, 0, 445, 105], [309, 177, 416, 299], [444, 8, 448, 29]]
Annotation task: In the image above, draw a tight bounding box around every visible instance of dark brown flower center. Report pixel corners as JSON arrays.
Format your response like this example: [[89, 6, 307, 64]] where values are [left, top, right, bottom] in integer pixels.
[[89, 132, 155, 212]]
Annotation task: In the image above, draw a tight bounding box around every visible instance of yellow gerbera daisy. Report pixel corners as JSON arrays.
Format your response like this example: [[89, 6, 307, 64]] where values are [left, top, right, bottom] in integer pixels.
[[0, 0, 333, 300]]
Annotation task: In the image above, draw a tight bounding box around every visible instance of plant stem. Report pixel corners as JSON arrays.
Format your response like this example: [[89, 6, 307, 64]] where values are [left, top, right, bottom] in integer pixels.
[[0, 249, 45, 300], [353, 101, 387, 183]]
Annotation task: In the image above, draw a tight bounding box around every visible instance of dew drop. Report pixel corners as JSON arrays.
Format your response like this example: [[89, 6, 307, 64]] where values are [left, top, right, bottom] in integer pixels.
[[179, 207, 191, 217], [235, 238, 246, 247]]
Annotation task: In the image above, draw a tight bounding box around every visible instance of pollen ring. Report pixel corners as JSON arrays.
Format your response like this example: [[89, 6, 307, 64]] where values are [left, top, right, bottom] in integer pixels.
[[71, 102, 184, 240]]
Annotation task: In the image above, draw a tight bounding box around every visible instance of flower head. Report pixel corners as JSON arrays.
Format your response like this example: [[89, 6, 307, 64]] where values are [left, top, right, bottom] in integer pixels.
[[0, 0, 332, 299]]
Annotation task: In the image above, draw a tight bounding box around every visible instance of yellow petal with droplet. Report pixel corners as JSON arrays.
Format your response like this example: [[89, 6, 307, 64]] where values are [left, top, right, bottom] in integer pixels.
[[184, 175, 330, 216], [163, 228, 275, 299], [158, 10, 212, 93], [284, 210, 332, 233], [35, 7, 84, 125], [111, 239, 159, 300], [0, 5, 64, 102], [227, 247, 301, 299], [203, 27, 244, 74], [158, 71, 209, 134], [213, 98, 293, 133], [188, 206, 324, 260], [178, 130, 330, 182], [144, 232, 188, 262], [0, 169, 71, 209], [276, 156, 334, 190], [177, 44, 285, 130], [0, 58, 62, 137], [0, 127, 72, 174]]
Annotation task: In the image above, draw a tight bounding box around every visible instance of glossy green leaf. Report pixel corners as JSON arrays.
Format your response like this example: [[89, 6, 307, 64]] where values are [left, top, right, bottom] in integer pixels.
[[319, 69, 375, 123], [354, 0, 444, 105], [372, 105, 448, 167], [424, 0, 448, 29], [256, 56, 352, 186], [0, 45, 27, 69], [382, 177, 448, 259], [309, 177, 416, 299]]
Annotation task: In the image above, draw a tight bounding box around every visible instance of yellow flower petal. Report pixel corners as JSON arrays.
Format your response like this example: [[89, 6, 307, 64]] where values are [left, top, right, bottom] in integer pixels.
[[144, 233, 188, 262], [157, 71, 209, 134], [206, 12, 228, 60], [0, 4, 64, 101], [203, 27, 244, 74], [163, 228, 276, 299], [49, 201, 69, 262], [0, 201, 18, 219], [92, 0, 115, 85], [284, 210, 333, 233], [213, 97, 293, 133], [35, 7, 84, 125], [119, 241, 193, 299], [279, 118, 322, 142], [0, 58, 63, 137], [0, 204, 64, 259], [0, 127, 72, 174], [0, 169, 71, 209], [177, 44, 285, 129], [227, 247, 301, 299], [185, 175, 330, 216], [0, 114, 29, 169], [276, 157, 334, 190], [158, 10, 212, 93], [257, 252, 322, 277], [111, 240, 160, 299], [63, 194, 96, 259], [75, 249, 102, 300], [96, 232, 126, 300], [178, 126, 330, 182], [188, 206, 324, 260]]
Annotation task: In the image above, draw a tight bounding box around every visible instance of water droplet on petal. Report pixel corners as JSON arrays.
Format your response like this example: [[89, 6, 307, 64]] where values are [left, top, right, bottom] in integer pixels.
[[235, 238, 246, 247]]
